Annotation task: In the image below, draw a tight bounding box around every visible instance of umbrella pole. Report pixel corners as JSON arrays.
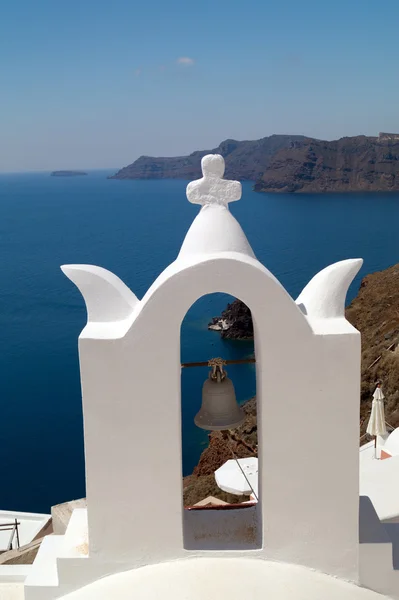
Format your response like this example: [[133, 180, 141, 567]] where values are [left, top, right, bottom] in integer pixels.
[[374, 435, 377, 459]]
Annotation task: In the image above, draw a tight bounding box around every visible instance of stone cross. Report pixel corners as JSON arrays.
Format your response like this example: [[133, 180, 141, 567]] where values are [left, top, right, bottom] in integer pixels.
[[186, 154, 242, 207]]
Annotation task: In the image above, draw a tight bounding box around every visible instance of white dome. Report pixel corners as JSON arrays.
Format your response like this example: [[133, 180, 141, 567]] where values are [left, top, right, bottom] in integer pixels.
[[61, 558, 389, 600], [384, 427, 399, 456], [178, 203, 255, 259]]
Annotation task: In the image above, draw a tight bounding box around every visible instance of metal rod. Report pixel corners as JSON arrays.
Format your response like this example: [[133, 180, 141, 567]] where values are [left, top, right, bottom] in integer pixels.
[[7, 523, 17, 551], [181, 358, 256, 368], [15, 518, 20, 549], [225, 431, 259, 502]]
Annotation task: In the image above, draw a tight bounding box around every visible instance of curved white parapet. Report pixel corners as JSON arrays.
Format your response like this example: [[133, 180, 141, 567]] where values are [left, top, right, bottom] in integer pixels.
[[61, 265, 139, 323], [296, 259, 363, 320]]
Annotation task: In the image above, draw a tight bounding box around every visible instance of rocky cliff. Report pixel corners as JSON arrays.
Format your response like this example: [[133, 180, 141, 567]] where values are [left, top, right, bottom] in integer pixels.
[[208, 299, 253, 339], [110, 134, 399, 193], [255, 136, 399, 193]]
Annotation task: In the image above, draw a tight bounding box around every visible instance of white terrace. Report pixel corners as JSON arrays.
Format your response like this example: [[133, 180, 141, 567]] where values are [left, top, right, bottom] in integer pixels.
[[2, 154, 399, 599]]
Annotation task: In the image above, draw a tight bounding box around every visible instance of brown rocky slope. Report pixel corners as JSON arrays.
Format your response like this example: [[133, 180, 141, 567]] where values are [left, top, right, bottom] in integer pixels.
[[346, 264, 399, 436]]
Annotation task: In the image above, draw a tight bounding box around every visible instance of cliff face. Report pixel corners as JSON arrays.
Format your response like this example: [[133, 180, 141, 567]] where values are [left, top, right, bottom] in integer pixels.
[[208, 299, 253, 339], [110, 134, 399, 192], [255, 136, 399, 193], [109, 135, 306, 181]]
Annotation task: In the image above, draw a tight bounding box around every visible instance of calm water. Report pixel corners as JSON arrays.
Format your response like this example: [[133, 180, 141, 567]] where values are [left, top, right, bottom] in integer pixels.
[[1, 170, 399, 513]]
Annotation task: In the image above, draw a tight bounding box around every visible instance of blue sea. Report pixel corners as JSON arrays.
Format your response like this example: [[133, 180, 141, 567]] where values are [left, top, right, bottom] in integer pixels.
[[1, 170, 399, 513]]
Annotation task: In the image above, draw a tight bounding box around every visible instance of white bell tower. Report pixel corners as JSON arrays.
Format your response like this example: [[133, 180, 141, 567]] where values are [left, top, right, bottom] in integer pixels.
[[24, 154, 369, 600]]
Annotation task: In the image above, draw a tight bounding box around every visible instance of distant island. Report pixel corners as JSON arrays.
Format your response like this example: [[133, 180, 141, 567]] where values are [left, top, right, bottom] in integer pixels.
[[109, 132, 399, 193], [51, 171, 87, 177]]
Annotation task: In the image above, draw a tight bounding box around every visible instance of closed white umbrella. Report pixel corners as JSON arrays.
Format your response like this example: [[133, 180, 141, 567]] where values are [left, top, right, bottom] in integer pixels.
[[367, 385, 387, 458], [215, 457, 258, 500]]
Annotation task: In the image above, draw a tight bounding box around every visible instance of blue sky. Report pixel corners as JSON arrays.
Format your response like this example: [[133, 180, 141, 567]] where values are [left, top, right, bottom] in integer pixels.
[[1, 0, 399, 172]]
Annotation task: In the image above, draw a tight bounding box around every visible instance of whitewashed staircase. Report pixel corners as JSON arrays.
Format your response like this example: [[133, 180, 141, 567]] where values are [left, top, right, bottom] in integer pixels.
[[24, 510, 90, 600]]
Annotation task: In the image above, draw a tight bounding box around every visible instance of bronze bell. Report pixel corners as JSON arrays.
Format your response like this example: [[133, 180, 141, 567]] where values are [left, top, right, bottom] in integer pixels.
[[194, 360, 245, 431]]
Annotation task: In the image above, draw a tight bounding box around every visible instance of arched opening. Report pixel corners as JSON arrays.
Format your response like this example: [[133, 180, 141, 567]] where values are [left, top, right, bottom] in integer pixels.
[[180, 292, 261, 550]]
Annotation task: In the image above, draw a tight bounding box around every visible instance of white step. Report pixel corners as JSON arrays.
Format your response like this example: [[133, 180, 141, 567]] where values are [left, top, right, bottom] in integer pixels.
[[0, 582, 25, 599], [24, 511, 91, 600], [384, 523, 399, 570], [0, 565, 31, 582], [51, 499, 86, 535], [58, 509, 88, 559], [24, 536, 61, 600]]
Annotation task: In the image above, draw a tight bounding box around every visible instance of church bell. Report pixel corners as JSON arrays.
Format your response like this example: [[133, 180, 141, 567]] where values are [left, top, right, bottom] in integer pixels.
[[194, 360, 245, 431]]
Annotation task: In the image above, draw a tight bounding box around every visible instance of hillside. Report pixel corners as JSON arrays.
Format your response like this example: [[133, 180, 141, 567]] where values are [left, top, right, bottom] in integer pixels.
[[110, 134, 399, 193], [346, 264, 399, 436]]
